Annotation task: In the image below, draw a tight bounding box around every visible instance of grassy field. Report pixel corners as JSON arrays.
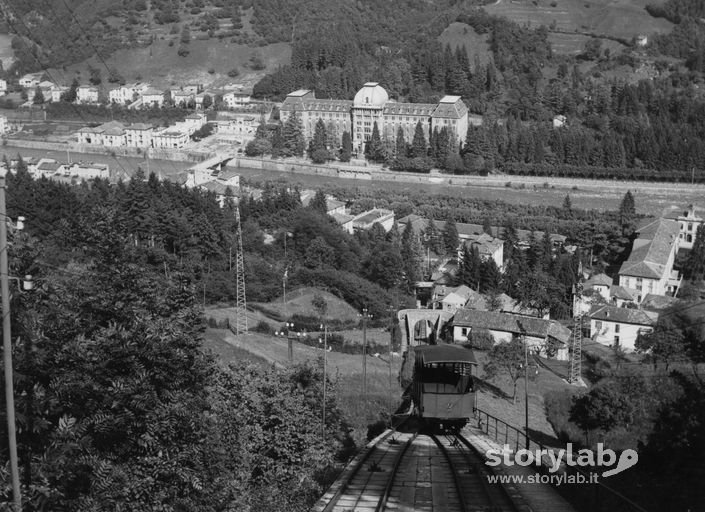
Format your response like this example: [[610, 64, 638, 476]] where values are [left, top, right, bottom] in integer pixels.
[[202, 327, 405, 444], [438, 22, 492, 64], [251, 287, 361, 324], [47, 38, 291, 90], [484, 0, 672, 41]]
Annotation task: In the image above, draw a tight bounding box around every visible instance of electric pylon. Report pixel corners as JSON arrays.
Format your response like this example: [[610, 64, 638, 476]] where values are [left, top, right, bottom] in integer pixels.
[[569, 270, 584, 385], [234, 204, 248, 335]]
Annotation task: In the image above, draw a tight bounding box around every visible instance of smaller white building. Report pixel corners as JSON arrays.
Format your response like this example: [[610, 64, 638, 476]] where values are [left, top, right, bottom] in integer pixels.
[[588, 305, 655, 352], [34, 158, 66, 178], [172, 90, 195, 107], [182, 113, 207, 135], [124, 123, 153, 148], [352, 208, 395, 232], [0, 79, 7, 95], [223, 91, 252, 108], [76, 85, 99, 104], [109, 83, 150, 105], [0, 115, 9, 135], [152, 128, 188, 148], [19, 73, 43, 89], [141, 89, 164, 108], [64, 162, 110, 180]]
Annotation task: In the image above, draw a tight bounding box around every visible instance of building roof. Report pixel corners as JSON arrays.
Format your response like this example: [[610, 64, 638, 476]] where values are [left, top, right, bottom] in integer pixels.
[[431, 96, 468, 119], [640, 293, 678, 312], [452, 309, 571, 344], [353, 208, 394, 226], [414, 344, 478, 365], [588, 305, 655, 327], [383, 102, 436, 116], [36, 159, 62, 172], [331, 212, 355, 225], [609, 285, 634, 301], [584, 273, 613, 288], [462, 234, 503, 257], [143, 89, 163, 96], [200, 181, 230, 195], [126, 123, 153, 131], [281, 97, 352, 113], [353, 82, 389, 108], [619, 218, 679, 279]]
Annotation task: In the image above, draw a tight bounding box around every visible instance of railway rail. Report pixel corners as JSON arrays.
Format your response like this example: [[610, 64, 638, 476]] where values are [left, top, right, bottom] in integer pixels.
[[315, 424, 525, 512]]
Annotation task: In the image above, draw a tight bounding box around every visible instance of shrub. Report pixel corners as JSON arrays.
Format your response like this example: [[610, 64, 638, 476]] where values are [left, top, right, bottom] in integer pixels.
[[227, 67, 240, 78], [468, 328, 495, 351], [254, 320, 273, 334], [311, 148, 330, 164]]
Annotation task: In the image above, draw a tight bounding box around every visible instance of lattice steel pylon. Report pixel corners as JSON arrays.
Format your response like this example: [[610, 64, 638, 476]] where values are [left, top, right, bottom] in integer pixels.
[[569, 315, 583, 384], [234, 204, 248, 335], [569, 274, 584, 385]]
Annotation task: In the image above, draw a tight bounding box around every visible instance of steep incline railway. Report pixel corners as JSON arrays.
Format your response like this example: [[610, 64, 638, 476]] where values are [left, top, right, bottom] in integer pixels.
[[313, 424, 528, 512]]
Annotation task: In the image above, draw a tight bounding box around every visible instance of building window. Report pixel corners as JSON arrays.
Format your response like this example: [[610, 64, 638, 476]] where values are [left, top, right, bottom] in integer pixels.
[[461, 327, 468, 336], [615, 324, 620, 333], [614, 336, 620, 346], [688, 223, 693, 231], [688, 234, 693, 243], [595, 320, 602, 331]]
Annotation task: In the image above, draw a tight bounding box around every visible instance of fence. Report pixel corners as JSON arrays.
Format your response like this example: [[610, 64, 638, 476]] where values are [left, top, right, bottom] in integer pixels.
[[474, 407, 649, 512]]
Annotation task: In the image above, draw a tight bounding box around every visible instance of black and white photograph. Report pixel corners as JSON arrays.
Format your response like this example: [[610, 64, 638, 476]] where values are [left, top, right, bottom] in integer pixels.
[[1, 0, 704, 510]]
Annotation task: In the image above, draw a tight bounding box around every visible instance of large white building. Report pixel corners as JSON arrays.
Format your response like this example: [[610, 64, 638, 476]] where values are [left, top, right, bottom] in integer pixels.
[[76, 85, 99, 104], [109, 83, 150, 105], [280, 82, 470, 153], [618, 218, 681, 302]]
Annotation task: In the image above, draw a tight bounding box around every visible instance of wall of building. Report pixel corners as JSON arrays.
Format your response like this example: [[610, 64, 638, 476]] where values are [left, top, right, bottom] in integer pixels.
[[590, 319, 652, 352]]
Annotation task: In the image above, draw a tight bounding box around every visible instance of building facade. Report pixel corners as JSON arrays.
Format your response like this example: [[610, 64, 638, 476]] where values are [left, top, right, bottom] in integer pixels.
[[663, 204, 704, 249], [618, 218, 681, 302], [280, 82, 470, 153]]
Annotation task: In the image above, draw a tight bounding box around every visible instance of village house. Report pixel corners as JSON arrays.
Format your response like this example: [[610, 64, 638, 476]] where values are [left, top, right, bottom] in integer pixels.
[[34, 158, 66, 178], [109, 83, 150, 105], [183, 84, 202, 95], [152, 128, 189, 149], [63, 162, 110, 180], [76, 85, 99, 104], [19, 72, 44, 89], [141, 89, 165, 108], [182, 113, 207, 135], [451, 309, 571, 360], [588, 304, 655, 352], [459, 233, 504, 270], [352, 208, 395, 232], [223, 90, 252, 108], [0, 79, 7, 95], [618, 218, 681, 302], [50, 86, 69, 103], [213, 112, 258, 140], [172, 89, 195, 107], [0, 115, 9, 135], [124, 123, 154, 148]]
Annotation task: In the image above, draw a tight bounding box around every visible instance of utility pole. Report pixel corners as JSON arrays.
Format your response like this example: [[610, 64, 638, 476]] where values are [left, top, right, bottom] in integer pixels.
[[0, 177, 21, 511], [523, 336, 530, 450], [321, 323, 327, 437], [360, 308, 373, 401]]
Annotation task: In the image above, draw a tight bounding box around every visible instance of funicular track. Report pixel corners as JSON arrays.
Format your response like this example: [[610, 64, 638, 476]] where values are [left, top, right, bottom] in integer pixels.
[[318, 427, 526, 512], [431, 431, 525, 512]]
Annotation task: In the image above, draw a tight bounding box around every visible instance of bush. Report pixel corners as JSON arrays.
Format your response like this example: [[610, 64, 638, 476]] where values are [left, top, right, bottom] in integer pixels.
[[254, 320, 273, 334], [227, 67, 240, 78], [311, 148, 330, 164], [468, 328, 494, 350]]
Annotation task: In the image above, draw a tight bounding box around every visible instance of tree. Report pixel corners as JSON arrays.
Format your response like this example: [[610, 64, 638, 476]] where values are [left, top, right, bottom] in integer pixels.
[[340, 131, 352, 162], [410, 121, 427, 158], [570, 380, 635, 439], [180, 24, 191, 44], [517, 270, 564, 318], [423, 218, 441, 254], [282, 112, 306, 157], [442, 216, 459, 255], [312, 293, 328, 319], [686, 224, 705, 280], [562, 194, 572, 216], [482, 216, 493, 235], [401, 222, 423, 286], [484, 337, 526, 404], [366, 121, 385, 162], [395, 126, 407, 158], [618, 190, 636, 237], [202, 94, 213, 109], [636, 316, 686, 371], [32, 86, 44, 104], [309, 189, 328, 215], [61, 78, 79, 103]]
